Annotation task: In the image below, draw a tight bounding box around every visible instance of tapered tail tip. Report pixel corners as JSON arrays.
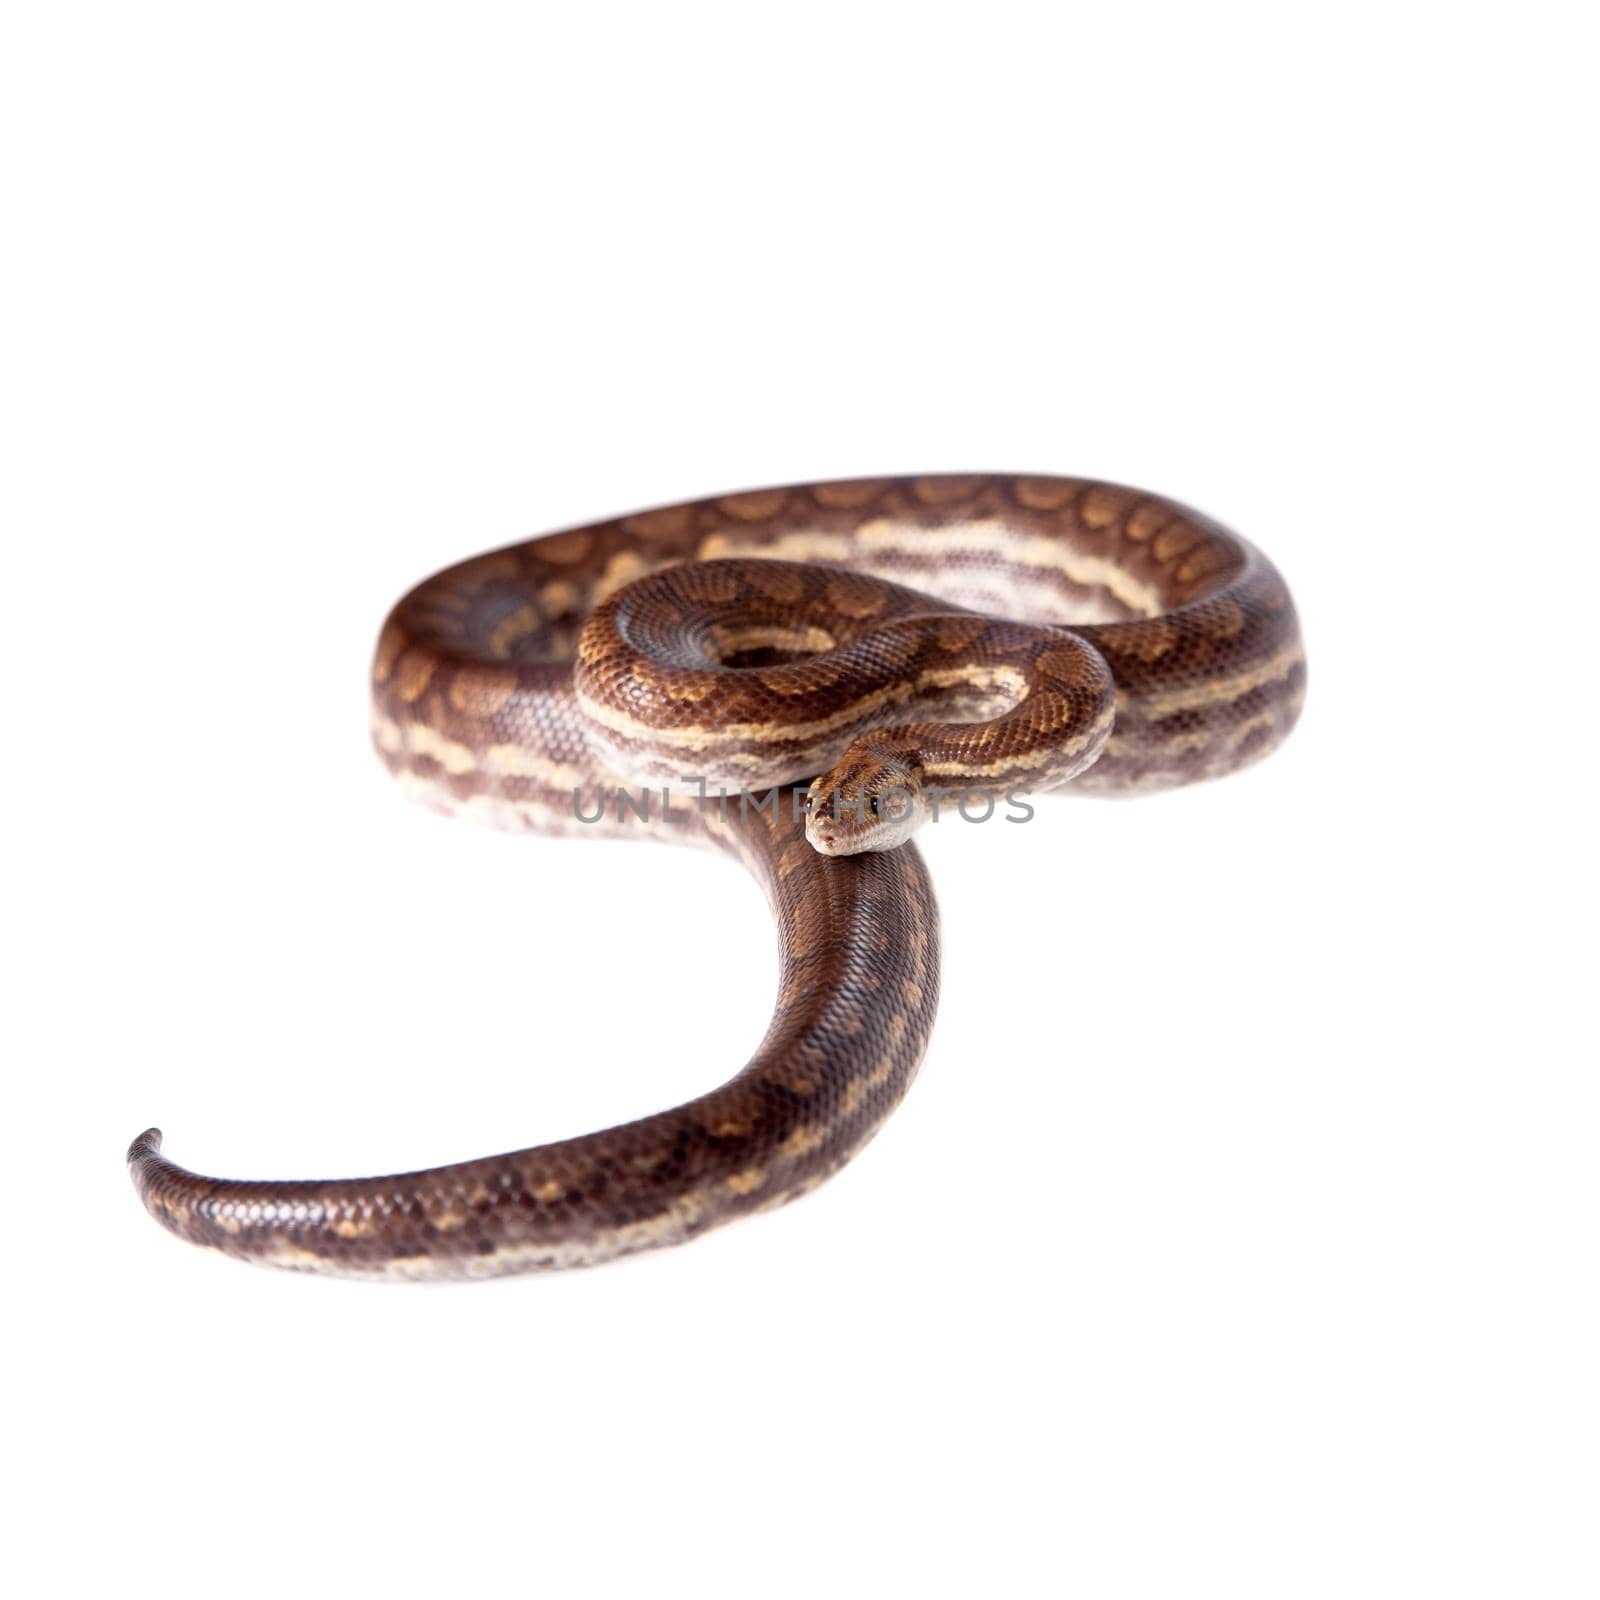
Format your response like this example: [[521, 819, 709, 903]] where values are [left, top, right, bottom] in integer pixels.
[[128, 1127, 163, 1164]]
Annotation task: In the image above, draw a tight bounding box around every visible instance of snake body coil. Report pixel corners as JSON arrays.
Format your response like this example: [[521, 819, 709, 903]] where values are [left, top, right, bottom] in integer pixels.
[[129, 474, 1305, 1279]]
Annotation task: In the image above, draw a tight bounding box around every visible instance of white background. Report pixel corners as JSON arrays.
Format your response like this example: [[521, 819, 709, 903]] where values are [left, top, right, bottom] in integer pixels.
[[5, 3, 1595, 1596]]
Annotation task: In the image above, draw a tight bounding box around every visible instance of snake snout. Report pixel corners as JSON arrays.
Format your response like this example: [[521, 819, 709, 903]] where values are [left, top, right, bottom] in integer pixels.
[[803, 746, 926, 856]]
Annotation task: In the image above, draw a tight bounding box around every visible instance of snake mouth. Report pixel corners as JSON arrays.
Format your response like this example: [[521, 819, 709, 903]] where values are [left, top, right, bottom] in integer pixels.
[[806, 814, 842, 853], [806, 827, 856, 857]]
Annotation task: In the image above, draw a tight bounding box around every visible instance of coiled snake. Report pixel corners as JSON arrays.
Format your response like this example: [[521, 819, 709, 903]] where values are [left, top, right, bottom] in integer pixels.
[[128, 474, 1305, 1279]]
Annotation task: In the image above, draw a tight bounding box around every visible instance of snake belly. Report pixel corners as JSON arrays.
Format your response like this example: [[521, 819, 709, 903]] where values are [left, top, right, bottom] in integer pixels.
[[128, 474, 1305, 1280]]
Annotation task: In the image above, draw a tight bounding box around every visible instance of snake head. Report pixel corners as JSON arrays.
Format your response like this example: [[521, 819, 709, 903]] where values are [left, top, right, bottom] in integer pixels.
[[804, 739, 925, 855]]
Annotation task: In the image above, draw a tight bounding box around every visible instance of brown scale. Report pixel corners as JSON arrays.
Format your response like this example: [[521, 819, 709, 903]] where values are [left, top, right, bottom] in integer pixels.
[[129, 474, 1304, 1279], [573, 560, 1118, 852]]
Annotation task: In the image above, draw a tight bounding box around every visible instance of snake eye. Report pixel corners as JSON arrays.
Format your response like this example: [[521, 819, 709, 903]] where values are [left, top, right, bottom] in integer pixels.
[[868, 796, 880, 816]]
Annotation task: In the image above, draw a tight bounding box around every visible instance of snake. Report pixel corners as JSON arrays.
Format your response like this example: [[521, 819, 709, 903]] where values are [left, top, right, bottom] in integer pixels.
[[128, 474, 1305, 1280]]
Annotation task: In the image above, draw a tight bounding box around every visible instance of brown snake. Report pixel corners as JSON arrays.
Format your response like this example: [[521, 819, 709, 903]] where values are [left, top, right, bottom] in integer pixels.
[[128, 474, 1305, 1279]]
